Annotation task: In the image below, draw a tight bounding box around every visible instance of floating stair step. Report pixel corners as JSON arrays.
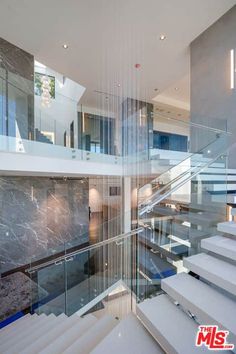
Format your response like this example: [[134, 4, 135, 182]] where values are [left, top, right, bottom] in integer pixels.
[[63, 314, 117, 354], [0, 314, 38, 347], [136, 294, 210, 354], [39, 314, 97, 354], [157, 159, 171, 166], [19, 313, 81, 354], [159, 221, 208, 240], [153, 206, 179, 217], [211, 194, 235, 203], [188, 202, 225, 215], [91, 313, 163, 354], [227, 195, 236, 204], [139, 243, 176, 280], [0, 314, 46, 353], [203, 168, 236, 175], [139, 234, 180, 262], [161, 273, 236, 346], [197, 174, 236, 181], [174, 212, 222, 227], [0, 314, 37, 341], [211, 184, 236, 192], [2, 314, 62, 354], [0, 314, 31, 337], [231, 208, 236, 216], [201, 235, 236, 261], [183, 253, 236, 296], [217, 221, 236, 236]]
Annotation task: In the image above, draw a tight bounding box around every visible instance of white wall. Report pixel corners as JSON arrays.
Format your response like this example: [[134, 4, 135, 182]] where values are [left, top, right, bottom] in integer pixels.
[[0, 149, 122, 177], [89, 182, 103, 212], [153, 114, 190, 137], [89, 177, 122, 213], [190, 5, 236, 167]]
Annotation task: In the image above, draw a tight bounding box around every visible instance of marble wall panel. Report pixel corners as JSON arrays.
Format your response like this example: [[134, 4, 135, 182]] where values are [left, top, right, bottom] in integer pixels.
[[0, 177, 89, 274]]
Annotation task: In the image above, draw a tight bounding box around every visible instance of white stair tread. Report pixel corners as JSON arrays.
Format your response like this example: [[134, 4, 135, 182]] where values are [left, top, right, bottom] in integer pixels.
[[174, 212, 221, 226], [161, 273, 236, 345], [203, 168, 236, 174], [0, 314, 45, 349], [39, 314, 97, 354], [0, 314, 32, 337], [218, 221, 236, 236], [232, 208, 236, 216], [63, 314, 117, 354], [211, 184, 236, 192], [183, 253, 236, 296], [201, 235, 236, 261], [20, 313, 81, 354], [0, 314, 31, 336], [136, 294, 210, 353], [227, 195, 236, 204], [91, 313, 163, 354], [2, 314, 62, 354], [198, 175, 236, 181]]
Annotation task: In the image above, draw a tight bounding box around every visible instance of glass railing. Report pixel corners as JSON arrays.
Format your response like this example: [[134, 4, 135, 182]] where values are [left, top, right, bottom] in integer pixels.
[[0, 134, 122, 165], [0, 92, 230, 173], [136, 148, 229, 302], [27, 227, 142, 318], [27, 207, 139, 266], [136, 117, 231, 301], [124, 112, 228, 180], [138, 131, 229, 215], [0, 206, 138, 278], [34, 92, 79, 147]]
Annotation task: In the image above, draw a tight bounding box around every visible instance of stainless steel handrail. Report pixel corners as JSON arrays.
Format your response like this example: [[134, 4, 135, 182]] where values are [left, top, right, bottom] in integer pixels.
[[153, 112, 231, 135], [26, 227, 143, 273], [139, 142, 228, 215]]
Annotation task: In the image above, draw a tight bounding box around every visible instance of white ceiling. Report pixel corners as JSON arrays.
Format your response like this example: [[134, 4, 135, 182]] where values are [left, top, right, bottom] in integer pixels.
[[0, 0, 235, 109]]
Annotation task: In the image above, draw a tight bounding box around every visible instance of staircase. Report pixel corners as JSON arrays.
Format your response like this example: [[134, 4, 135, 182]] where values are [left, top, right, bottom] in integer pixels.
[[1, 134, 235, 353], [194, 167, 236, 205], [2, 203, 235, 353], [136, 212, 236, 353], [0, 312, 118, 354], [0, 307, 166, 354], [35, 128, 53, 144]]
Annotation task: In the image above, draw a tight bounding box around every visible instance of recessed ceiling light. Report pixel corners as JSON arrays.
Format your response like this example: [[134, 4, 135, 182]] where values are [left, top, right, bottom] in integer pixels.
[[174, 87, 179, 91], [62, 44, 69, 49], [154, 88, 159, 92], [159, 34, 166, 41], [117, 83, 121, 87]]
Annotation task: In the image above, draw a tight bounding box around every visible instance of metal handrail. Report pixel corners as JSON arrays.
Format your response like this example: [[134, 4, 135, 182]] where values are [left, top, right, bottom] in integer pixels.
[[153, 111, 231, 135], [139, 141, 228, 215], [26, 227, 143, 273]]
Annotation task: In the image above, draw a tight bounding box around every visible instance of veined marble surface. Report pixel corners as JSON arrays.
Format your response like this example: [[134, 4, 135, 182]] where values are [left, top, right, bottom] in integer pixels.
[[0, 177, 89, 274]]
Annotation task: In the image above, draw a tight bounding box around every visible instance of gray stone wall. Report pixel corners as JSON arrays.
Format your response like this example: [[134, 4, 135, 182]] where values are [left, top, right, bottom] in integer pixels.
[[0, 177, 89, 274], [190, 5, 236, 167]]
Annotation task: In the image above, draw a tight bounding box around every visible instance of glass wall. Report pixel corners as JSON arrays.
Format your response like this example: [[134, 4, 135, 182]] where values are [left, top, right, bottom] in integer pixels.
[[0, 37, 34, 140], [78, 110, 116, 155]]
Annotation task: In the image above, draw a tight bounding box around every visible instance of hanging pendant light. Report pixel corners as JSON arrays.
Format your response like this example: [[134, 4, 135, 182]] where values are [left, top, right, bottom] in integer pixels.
[[41, 75, 51, 107]]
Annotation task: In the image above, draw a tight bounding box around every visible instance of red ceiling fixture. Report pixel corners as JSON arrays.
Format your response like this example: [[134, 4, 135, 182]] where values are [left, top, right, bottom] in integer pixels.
[[135, 63, 141, 69]]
